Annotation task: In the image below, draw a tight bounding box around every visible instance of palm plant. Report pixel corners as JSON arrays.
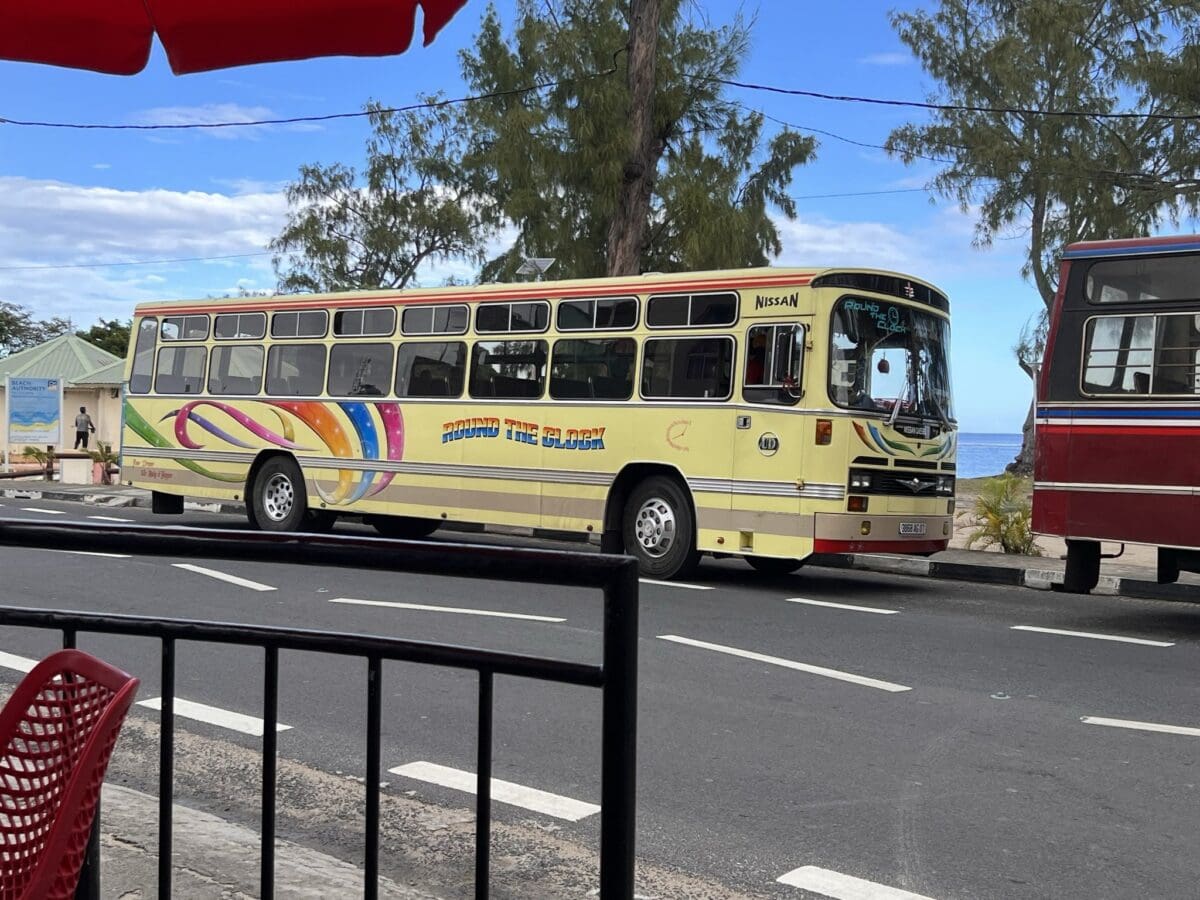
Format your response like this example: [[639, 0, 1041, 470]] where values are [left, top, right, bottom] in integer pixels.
[[89, 442, 120, 485], [965, 474, 1041, 556]]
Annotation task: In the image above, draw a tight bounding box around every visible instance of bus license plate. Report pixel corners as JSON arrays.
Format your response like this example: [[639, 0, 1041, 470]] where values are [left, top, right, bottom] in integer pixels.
[[899, 522, 926, 536]]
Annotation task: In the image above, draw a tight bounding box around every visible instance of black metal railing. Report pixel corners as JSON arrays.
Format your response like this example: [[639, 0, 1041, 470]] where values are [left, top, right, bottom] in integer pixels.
[[0, 519, 639, 900]]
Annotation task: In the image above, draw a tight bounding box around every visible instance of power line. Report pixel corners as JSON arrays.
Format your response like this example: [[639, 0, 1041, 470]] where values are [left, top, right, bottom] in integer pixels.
[[709, 77, 1200, 122], [0, 251, 271, 272]]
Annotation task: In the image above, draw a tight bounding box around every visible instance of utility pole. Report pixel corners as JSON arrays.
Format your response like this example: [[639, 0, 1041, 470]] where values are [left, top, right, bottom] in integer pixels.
[[605, 0, 661, 277]]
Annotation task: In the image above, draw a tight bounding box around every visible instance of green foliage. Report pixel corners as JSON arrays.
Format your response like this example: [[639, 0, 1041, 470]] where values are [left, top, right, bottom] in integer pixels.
[[21, 446, 49, 465], [886, 0, 1200, 310], [965, 475, 1041, 555], [0, 301, 71, 358], [76, 318, 131, 358], [271, 101, 490, 293], [459, 0, 816, 280], [89, 442, 119, 484]]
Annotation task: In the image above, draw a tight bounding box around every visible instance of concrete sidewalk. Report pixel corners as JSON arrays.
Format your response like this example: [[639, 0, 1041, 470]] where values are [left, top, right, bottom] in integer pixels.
[[6, 481, 1199, 604], [101, 784, 436, 898]]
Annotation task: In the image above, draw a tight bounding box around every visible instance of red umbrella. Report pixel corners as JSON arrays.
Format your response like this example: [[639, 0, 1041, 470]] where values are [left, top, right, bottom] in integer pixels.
[[0, 0, 469, 76]]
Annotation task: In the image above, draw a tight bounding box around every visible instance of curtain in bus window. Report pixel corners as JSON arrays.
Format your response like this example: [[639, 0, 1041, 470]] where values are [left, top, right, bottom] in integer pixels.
[[1083, 315, 1154, 394], [154, 346, 206, 394], [129, 318, 158, 394], [396, 342, 467, 397], [327, 343, 394, 396], [208, 345, 264, 395], [266, 344, 326, 396]]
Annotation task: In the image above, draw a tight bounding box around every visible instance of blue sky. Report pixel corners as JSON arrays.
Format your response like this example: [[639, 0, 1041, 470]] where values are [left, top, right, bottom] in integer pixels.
[[0, 1, 1061, 433]]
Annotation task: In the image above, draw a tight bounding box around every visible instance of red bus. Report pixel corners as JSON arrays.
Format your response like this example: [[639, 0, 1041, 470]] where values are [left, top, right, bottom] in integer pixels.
[[1034, 234, 1200, 592]]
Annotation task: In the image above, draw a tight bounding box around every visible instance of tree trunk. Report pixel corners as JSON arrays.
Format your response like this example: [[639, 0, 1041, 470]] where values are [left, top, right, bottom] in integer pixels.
[[606, 0, 661, 277], [1008, 393, 1036, 475]]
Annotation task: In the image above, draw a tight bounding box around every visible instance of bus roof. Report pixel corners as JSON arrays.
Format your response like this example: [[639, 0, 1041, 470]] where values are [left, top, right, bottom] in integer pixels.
[[132, 266, 949, 316], [1063, 234, 1200, 259]]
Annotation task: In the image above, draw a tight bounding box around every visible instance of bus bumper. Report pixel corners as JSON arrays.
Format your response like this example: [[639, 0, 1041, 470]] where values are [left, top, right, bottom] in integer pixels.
[[812, 512, 951, 555]]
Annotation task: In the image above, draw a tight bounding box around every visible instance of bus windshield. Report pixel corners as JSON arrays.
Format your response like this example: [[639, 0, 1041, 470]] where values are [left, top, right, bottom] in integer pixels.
[[829, 297, 954, 423]]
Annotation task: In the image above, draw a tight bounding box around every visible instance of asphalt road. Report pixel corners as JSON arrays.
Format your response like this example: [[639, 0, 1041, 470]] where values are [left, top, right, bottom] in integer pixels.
[[1, 496, 1198, 899]]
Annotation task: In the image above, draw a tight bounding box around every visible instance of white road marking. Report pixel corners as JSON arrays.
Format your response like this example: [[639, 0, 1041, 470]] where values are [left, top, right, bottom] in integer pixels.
[[88, 515, 134, 523], [658, 635, 911, 693], [0, 651, 40, 673], [21, 507, 66, 515], [777, 866, 936, 898], [389, 761, 600, 821], [1081, 716, 1200, 737], [138, 697, 292, 736], [786, 597, 899, 615], [1011, 625, 1173, 647], [639, 578, 713, 591], [172, 563, 276, 592], [330, 597, 564, 623]]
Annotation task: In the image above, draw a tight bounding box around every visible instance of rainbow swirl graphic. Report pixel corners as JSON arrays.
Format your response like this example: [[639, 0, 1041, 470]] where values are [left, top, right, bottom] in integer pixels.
[[126, 399, 405, 505]]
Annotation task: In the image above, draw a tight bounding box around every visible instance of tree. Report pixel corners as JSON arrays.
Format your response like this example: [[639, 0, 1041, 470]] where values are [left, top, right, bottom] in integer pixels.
[[77, 318, 131, 358], [0, 301, 70, 357], [885, 0, 1200, 471], [459, 0, 816, 281], [271, 102, 491, 293]]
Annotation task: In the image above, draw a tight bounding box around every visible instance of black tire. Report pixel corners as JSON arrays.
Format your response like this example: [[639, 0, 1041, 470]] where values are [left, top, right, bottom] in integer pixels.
[[746, 555, 803, 576], [1060, 539, 1101, 593], [250, 457, 308, 532], [621, 476, 699, 579], [366, 515, 440, 539]]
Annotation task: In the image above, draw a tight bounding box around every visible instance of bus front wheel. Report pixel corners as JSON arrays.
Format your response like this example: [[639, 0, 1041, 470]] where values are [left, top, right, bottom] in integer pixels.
[[1060, 539, 1101, 593], [622, 476, 699, 579], [250, 457, 308, 532]]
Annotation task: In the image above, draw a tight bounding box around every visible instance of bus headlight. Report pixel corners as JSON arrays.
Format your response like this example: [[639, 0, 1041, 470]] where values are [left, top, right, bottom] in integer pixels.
[[936, 475, 954, 495], [849, 471, 873, 490]]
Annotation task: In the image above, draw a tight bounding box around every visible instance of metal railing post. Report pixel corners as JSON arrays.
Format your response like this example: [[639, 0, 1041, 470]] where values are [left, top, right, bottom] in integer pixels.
[[475, 671, 494, 900], [599, 560, 639, 899], [158, 638, 175, 900], [262, 646, 279, 898], [365, 655, 382, 900]]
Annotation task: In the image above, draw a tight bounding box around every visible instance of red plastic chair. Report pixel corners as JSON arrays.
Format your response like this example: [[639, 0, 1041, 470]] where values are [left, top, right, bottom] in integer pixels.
[[0, 649, 140, 900]]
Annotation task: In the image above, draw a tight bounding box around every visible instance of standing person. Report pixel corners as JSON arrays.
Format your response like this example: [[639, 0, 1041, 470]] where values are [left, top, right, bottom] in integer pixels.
[[73, 406, 95, 450]]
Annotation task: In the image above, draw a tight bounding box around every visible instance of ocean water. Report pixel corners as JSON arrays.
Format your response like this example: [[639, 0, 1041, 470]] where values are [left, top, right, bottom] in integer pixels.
[[956, 432, 1023, 479]]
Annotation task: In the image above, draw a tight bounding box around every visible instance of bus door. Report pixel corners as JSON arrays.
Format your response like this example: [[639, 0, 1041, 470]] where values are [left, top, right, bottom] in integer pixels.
[[731, 320, 810, 555]]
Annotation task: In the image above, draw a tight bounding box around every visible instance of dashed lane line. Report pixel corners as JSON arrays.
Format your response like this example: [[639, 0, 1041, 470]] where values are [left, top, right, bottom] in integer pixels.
[[658, 635, 912, 693], [87, 515, 135, 523], [25, 547, 131, 558], [777, 866, 937, 899], [1011, 625, 1173, 647], [786, 597, 899, 615], [390, 761, 600, 822], [0, 651, 39, 673], [639, 578, 713, 591], [1081, 716, 1200, 737], [20, 507, 66, 515], [330, 597, 565, 622], [138, 697, 292, 737], [171, 563, 276, 592]]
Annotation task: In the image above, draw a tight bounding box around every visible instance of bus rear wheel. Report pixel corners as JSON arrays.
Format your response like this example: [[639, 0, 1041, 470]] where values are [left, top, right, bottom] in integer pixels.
[[622, 476, 699, 579], [1060, 539, 1101, 593], [250, 457, 308, 532], [366, 515, 440, 539], [746, 556, 803, 576]]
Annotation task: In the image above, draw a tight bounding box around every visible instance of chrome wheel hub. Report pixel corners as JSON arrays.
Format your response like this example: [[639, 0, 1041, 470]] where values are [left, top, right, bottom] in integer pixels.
[[262, 473, 295, 522], [634, 496, 676, 558]]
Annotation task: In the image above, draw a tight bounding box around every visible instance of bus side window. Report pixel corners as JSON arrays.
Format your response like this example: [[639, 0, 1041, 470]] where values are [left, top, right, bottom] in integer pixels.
[[129, 318, 159, 394]]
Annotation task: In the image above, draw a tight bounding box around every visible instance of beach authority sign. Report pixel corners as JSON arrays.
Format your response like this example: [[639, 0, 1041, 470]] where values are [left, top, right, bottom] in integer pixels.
[[5, 376, 64, 447]]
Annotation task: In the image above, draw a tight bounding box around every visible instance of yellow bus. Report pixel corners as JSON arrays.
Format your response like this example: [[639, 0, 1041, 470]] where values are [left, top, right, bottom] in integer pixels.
[[121, 267, 956, 578]]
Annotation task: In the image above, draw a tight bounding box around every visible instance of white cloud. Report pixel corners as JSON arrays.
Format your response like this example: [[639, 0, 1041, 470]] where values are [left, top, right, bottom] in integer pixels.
[[858, 52, 912, 66], [127, 103, 321, 140], [0, 176, 287, 323]]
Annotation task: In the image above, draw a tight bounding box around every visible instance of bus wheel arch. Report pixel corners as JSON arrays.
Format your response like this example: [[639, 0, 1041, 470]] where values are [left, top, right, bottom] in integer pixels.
[[605, 464, 700, 579], [246, 452, 310, 533]]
